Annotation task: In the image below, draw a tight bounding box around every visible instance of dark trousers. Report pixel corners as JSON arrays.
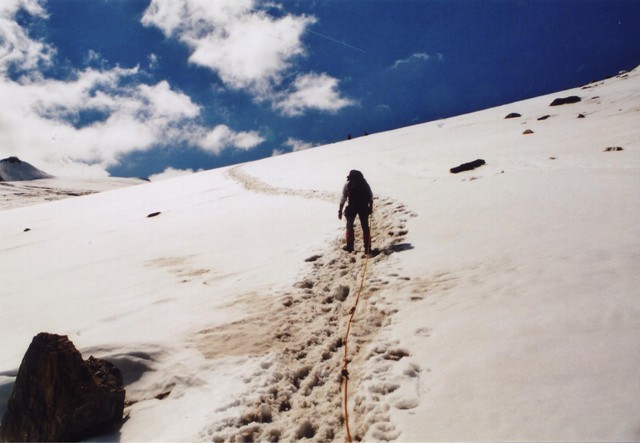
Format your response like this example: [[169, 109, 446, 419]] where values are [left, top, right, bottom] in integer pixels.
[[345, 208, 371, 252]]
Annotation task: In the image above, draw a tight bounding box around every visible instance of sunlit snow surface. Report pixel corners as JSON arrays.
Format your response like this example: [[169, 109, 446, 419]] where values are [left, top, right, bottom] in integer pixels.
[[1, 67, 639, 441]]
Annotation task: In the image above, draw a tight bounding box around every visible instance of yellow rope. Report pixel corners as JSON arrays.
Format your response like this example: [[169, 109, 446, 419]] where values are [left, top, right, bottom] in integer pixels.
[[342, 213, 373, 442]]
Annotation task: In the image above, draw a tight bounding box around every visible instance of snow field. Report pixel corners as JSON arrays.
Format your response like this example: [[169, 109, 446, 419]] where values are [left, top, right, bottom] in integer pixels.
[[1, 66, 639, 441], [239, 67, 640, 441]]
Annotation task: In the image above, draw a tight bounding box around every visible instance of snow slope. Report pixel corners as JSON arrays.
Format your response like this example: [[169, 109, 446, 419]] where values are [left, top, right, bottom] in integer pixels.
[[1, 66, 639, 441], [0, 156, 146, 211], [0, 176, 146, 210]]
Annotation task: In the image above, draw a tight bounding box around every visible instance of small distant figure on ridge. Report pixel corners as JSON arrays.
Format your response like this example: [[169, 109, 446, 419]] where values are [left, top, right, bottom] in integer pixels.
[[338, 170, 373, 254]]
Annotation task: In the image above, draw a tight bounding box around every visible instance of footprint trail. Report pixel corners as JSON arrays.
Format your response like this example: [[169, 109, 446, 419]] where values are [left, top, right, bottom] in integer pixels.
[[194, 166, 417, 441]]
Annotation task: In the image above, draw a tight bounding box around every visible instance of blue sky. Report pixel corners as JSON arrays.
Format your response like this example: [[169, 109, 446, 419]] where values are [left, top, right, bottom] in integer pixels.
[[1, 0, 639, 179]]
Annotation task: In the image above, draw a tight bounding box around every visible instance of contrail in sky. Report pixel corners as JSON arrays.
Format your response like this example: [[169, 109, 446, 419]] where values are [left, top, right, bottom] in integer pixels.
[[252, 5, 367, 54], [306, 29, 368, 54]]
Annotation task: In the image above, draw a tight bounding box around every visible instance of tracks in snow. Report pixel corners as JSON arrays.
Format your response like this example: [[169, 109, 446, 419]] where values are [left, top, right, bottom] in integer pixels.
[[227, 166, 339, 203], [194, 165, 417, 441]]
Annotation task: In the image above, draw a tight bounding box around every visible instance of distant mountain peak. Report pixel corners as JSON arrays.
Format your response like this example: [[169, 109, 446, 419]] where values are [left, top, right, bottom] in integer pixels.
[[0, 157, 53, 181], [1, 156, 22, 164]]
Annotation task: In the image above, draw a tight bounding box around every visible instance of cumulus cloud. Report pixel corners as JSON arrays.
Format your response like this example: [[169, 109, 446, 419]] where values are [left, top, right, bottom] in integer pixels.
[[196, 124, 265, 154], [149, 167, 202, 181], [272, 136, 314, 156], [273, 73, 355, 116], [142, 0, 309, 93], [0, 1, 266, 177], [0, 65, 203, 176], [283, 137, 314, 152], [0, 0, 53, 74], [141, 0, 352, 115], [190, 13, 312, 93]]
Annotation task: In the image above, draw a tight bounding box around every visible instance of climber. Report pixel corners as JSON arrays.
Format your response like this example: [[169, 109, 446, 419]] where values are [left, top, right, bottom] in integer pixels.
[[338, 170, 373, 253]]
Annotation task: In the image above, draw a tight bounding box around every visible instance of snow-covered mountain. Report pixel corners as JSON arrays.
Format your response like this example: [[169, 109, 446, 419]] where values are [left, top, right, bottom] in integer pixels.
[[1, 66, 639, 442], [0, 159, 146, 210], [0, 157, 52, 181]]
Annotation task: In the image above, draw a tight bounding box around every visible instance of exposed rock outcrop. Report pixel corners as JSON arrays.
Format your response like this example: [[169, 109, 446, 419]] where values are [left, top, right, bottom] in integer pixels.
[[0, 333, 125, 442]]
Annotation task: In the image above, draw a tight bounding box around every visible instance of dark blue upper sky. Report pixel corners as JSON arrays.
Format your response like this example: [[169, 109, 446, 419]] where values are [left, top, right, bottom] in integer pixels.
[[2, 0, 639, 179]]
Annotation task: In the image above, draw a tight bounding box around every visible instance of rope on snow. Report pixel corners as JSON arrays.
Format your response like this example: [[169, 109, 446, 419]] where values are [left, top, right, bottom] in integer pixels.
[[341, 212, 373, 443]]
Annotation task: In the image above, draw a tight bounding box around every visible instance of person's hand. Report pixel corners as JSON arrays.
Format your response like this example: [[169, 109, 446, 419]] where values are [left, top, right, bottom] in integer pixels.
[[338, 210, 343, 220]]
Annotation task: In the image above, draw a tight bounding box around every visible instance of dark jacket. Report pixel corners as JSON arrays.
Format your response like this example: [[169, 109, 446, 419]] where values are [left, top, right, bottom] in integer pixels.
[[339, 170, 373, 215]]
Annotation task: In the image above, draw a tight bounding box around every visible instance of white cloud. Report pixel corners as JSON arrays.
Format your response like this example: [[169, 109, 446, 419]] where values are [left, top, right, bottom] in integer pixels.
[[273, 72, 355, 116], [0, 0, 54, 74], [141, 0, 352, 116], [0, 1, 267, 177], [272, 136, 314, 156], [196, 124, 264, 154], [149, 167, 201, 181], [0, 69, 205, 176], [148, 53, 160, 70], [83, 49, 104, 67], [137, 81, 200, 120], [142, 0, 312, 94], [283, 137, 313, 152], [392, 52, 443, 69], [187, 12, 313, 94]]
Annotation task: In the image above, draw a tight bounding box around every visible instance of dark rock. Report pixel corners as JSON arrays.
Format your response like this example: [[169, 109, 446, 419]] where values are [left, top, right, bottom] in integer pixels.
[[604, 146, 623, 152], [450, 159, 486, 174], [549, 96, 581, 106], [537, 115, 551, 121], [147, 211, 161, 218], [504, 112, 521, 119], [523, 129, 534, 135], [577, 113, 586, 118], [0, 333, 125, 442]]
